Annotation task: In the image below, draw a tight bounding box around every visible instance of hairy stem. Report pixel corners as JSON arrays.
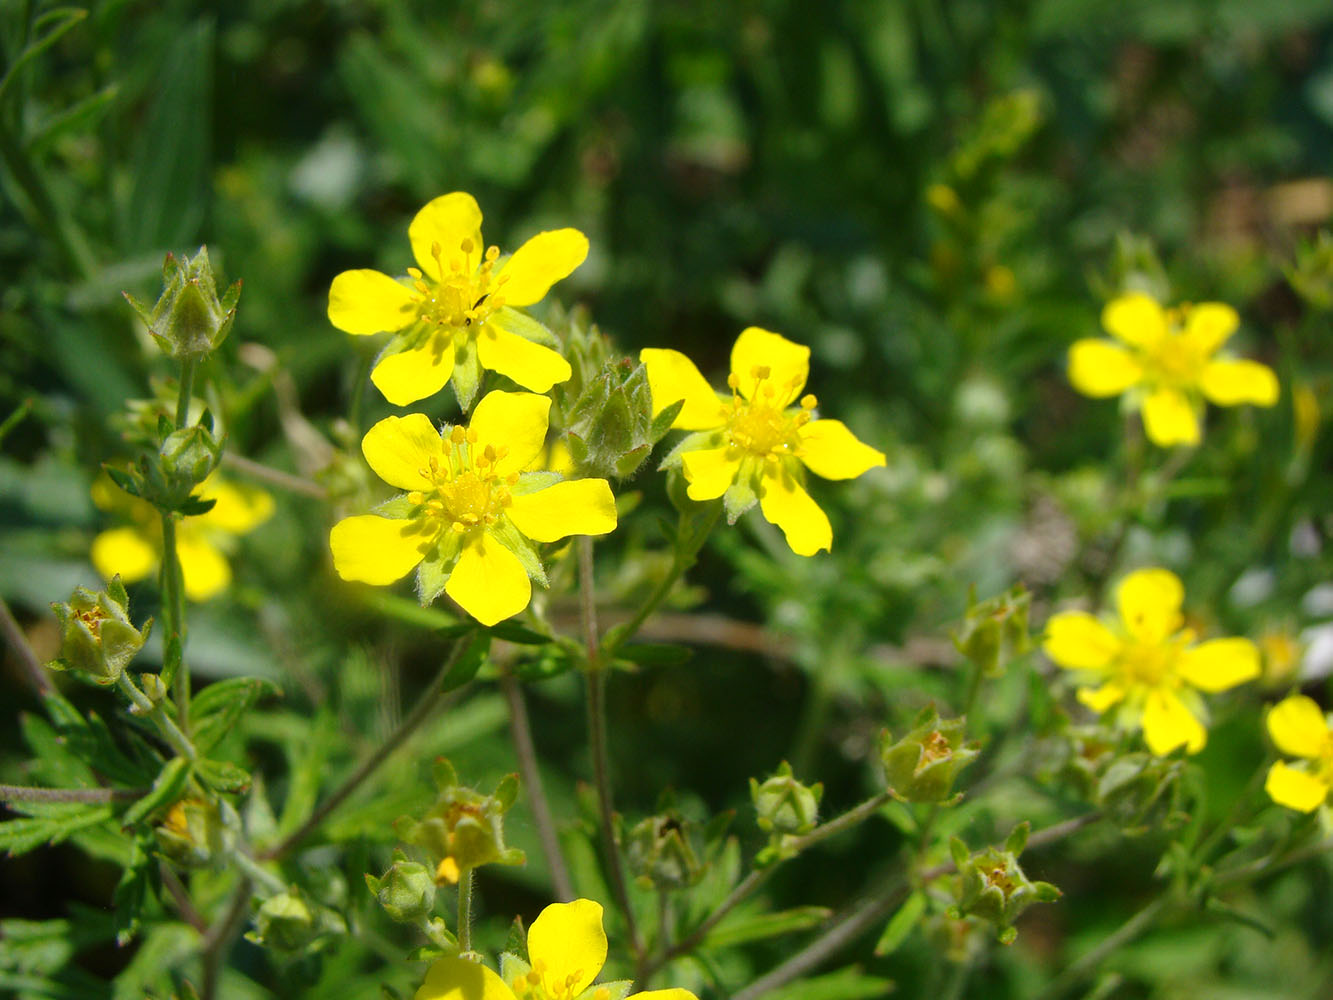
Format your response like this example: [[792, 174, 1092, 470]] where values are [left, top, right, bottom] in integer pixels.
[[116, 672, 196, 761], [222, 452, 326, 498], [457, 869, 474, 955], [0, 782, 144, 804], [0, 595, 53, 695]]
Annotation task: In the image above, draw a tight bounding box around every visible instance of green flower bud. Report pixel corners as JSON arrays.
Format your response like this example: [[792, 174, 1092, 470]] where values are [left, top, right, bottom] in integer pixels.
[[953, 585, 1031, 678], [750, 761, 823, 836], [49, 578, 151, 685], [626, 811, 704, 892], [879, 707, 980, 804], [159, 422, 224, 493], [124, 247, 241, 361], [949, 825, 1060, 943], [398, 763, 524, 877], [154, 797, 224, 868], [564, 359, 666, 480], [250, 889, 317, 952], [366, 851, 436, 923]]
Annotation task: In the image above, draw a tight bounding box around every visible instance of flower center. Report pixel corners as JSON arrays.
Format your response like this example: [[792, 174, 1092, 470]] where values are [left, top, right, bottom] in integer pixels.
[[724, 366, 816, 460], [1143, 308, 1208, 388], [510, 959, 604, 1000], [1115, 639, 1181, 689], [408, 426, 516, 535], [74, 606, 106, 637], [409, 239, 509, 331]]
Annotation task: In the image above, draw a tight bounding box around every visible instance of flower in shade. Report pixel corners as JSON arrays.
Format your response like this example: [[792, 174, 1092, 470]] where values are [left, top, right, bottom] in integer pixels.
[[640, 327, 885, 556], [329, 391, 616, 626], [414, 898, 697, 1000], [328, 192, 586, 408], [1043, 568, 1260, 755], [1264, 695, 1333, 813], [91, 473, 274, 602], [1068, 292, 1279, 447]]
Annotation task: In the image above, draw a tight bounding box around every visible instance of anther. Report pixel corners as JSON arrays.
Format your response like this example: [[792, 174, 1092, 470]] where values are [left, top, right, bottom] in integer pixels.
[[431, 241, 443, 260], [460, 238, 474, 254], [751, 364, 771, 379], [407, 491, 425, 505], [727, 373, 741, 390], [485, 245, 500, 261], [800, 394, 817, 409], [450, 426, 467, 444]]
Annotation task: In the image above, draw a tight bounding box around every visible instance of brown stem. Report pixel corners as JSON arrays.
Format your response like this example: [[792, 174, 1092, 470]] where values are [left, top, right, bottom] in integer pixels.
[[0, 783, 144, 804], [0, 595, 53, 695]]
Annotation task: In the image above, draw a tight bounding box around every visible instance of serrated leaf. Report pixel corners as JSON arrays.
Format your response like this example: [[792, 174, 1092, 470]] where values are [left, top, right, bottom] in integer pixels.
[[191, 676, 282, 754], [0, 805, 113, 857], [703, 906, 832, 949], [874, 890, 927, 955]]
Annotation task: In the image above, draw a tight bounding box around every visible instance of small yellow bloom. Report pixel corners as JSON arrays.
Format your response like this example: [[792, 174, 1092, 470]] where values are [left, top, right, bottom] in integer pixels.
[[1264, 695, 1333, 813], [1068, 292, 1279, 447], [90, 474, 274, 602], [639, 327, 885, 556], [329, 391, 617, 626], [414, 898, 697, 1000], [328, 192, 586, 408], [1043, 568, 1260, 756]]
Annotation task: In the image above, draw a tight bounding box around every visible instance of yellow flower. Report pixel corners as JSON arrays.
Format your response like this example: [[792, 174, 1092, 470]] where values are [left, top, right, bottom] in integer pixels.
[[414, 898, 696, 1000], [1264, 695, 1333, 813], [90, 473, 274, 602], [1068, 292, 1279, 447], [329, 391, 616, 626], [328, 192, 586, 408], [639, 327, 885, 556], [1042, 568, 1260, 755]]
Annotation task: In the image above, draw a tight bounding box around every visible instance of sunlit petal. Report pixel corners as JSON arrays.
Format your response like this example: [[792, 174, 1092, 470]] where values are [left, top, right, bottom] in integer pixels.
[[1199, 359, 1279, 407], [476, 313, 572, 393], [1141, 388, 1200, 447], [1177, 638, 1260, 693], [1115, 568, 1184, 645], [1182, 302, 1239, 356], [758, 465, 831, 556], [507, 480, 617, 543], [409, 192, 483, 277], [1140, 688, 1206, 756], [631, 992, 701, 1000], [176, 533, 232, 602], [468, 391, 551, 477], [681, 447, 742, 501], [1067, 339, 1143, 397], [731, 327, 809, 405], [371, 334, 456, 406], [330, 515, 429, 585], [413, 955, 515, 1000], [1266, 695, 1332, 760], [528, 899, 607, 998], [639, 348, 727, 430], [497, 228, 589, 307], [445, 531, 532, 626], [361, 414, 445, 491], [1043, 611, 1120, 671], [796, 419, 885, 480], [328, 269, 418, 336], [1102, 293, 1167, 348], [91, 527, 158, 584], [1264, 761, 1329, 813]]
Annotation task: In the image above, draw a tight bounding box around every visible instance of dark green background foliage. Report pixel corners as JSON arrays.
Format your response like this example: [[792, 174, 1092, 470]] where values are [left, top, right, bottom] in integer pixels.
[[3, 1, 1333, 997]]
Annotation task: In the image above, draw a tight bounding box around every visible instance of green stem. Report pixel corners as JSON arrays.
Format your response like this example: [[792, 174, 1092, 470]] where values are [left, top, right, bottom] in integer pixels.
[[116, 672, 195, 760], [159, 513, 188, 721], [230, 850, 286, 896], [457, 868, 474, 955], [0, 398, 33, 448], [175, 358, 197, 428], [259, 636, 470, 860]]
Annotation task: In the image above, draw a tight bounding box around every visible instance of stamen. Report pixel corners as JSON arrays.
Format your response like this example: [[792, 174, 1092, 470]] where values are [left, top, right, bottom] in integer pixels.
[[800, 394, 817, 410]]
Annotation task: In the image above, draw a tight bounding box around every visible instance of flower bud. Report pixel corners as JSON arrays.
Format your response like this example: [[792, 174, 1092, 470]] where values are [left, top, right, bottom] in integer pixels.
[[627, 811, 704, 892], [949, 825, 1060, 943], [366, 851, 436, 923], [250, 890, 317, 952], [879, 707, 980, 804], [159, 423, 223, 493], [398, 763, 524, 877], [750, 761, 822, 836], [124, 247, 241, 361], [49, 578, 151, 685], [953, 585, 1030, 678], [155, 797, 224, 868]]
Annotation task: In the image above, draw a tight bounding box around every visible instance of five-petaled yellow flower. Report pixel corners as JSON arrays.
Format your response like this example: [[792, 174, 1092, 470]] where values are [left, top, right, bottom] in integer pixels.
[[414, 898, 696, 1000], [328, 191, 587, 408], [1043, 568, 1260, 756], [91, 473, 274, 602], [640, 328, 885, 556], [1068, 292, 1279, 447], [1264, 695, 1333, 813], [330, 391, 616, 626]]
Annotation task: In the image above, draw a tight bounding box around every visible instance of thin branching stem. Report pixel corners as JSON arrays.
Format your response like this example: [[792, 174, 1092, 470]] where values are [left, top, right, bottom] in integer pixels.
[[0, 595, 53, 695], [0, 782, 144, 804], [222, 452, 326, 499], [200, 879, 253, 1000]]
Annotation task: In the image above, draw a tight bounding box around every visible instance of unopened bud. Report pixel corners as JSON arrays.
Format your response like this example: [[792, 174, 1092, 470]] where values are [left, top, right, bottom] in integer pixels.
[[880, 707, 980, 804], [367, 852, 436, 923], [750, 761, 822, 836], [49, 578, 151, 685], [626, 812, 704, 892], [124, 247, 240, 361]]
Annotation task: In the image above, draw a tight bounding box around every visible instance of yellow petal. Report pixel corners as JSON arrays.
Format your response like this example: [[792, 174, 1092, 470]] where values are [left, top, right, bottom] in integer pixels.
[[1042, 611, 1120, 671], [327, 269, 418, 335], [631, 992, 701, 1000], [731, 327, 809, 406], [413, 956, 515, 1000], [758, 465, 832, 556], [1141, 388, 1200, 447], [476, 314, 572, 392], [1077, 682, 1126, 714], [91, 527, 158, 584], [198, 479, 274, 535], [176, 532, 231, 602], [1140, 688, 1206, 756], [361, 414, 445, 491], [681, 447, 742, 501], [496, 228, 589, 307], [408, 192, 483, 276], [1199, 359, 1279, 407], [528, 899, 607, 999], [445, 531, 532, 626], [1264, 761, 1329, 813], [330, 515, 429, 585], [507, 479, 617, 543], [639, 348, 727, 430], [1266, 695, 1332, 760], [1067, 339, 1143, 397], [371, 334, 456, 406], [1102, 292, 1167, 348], [1181, 302, 1239, 356], [1115, 568, 1184, 644], [468, 391, 551, 477], [1177, 638, 1260, 693], [797, 419, 885, 480]]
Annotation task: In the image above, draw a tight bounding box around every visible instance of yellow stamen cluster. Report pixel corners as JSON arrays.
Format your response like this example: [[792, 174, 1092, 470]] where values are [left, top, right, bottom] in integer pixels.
[[1143, 305, 1209, 388], [74, 606, 107, 637], [406, 426, 518, 535], [1115, 632, 1192, 689], [409, 239, 509, 330], [724, 365, 816, 460], [509, 960, 598, 1000]]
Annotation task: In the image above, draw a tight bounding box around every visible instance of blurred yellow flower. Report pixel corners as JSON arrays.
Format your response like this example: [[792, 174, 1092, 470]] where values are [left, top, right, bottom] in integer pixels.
[[1068, 292, 1279, 447], [329, 391, 616, 626], [328, 191, 585, 407], [90, 473, 274, 602], [1265, 695, 1333, 813], [414, 898, 696, 1000], [1043, 568, 1260, 755], [640, 327, 885, 556]]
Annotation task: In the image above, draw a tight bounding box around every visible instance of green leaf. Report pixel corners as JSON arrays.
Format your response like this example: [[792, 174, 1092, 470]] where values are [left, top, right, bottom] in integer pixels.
[[191, 676, 282, 754], [489, 621, 552, 645], [440, 632, 490, 693], [874, 890, 927, 956], [0, 804, 113, 857], [616, 643, 694, 667], [702, 906, 832, 949], [112, 838, 150, 946], [196, 758, 252, 794], [0, 7, 88, 108], [121, 756, 191, 827]]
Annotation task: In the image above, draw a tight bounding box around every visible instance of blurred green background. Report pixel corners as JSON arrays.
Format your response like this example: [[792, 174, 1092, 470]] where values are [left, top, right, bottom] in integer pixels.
[[3, 1, 1333, 997]]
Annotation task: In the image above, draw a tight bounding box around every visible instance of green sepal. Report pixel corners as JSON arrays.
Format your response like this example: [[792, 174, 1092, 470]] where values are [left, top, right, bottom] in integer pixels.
[[416, 533, 462, 606], [196, 758, 252, 794], [511, 471, 561, 496], [659, 429, 721, 471], [489, 520, 549, 588], [723, 475, 758, 524], [491, 306, 558, 347], [374, 495, 418, 519], [503, 916, 529, 962], [649, 398, 685, 443], [104, 463, 143, 498]]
